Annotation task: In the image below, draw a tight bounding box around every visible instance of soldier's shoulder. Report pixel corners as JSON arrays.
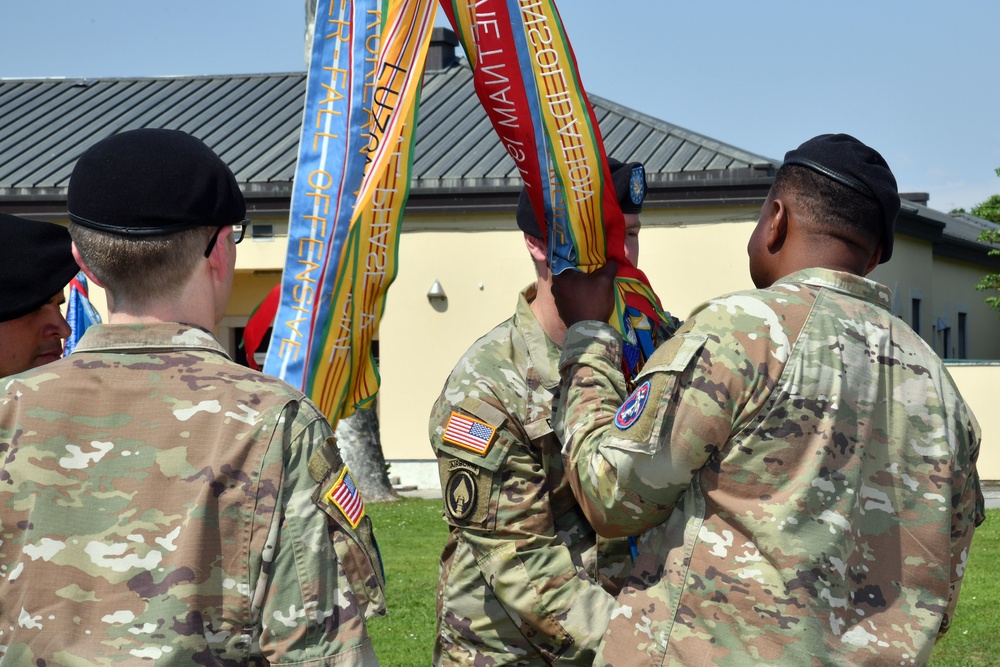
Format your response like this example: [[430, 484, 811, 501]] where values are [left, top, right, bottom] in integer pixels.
[[684, 283, 816, 332], [444, 317, 520, 387]]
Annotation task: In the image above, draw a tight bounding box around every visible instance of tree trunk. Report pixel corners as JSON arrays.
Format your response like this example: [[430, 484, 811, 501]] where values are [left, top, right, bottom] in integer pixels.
[[304, 0, 316, 66], [335, 397, 400, 503]]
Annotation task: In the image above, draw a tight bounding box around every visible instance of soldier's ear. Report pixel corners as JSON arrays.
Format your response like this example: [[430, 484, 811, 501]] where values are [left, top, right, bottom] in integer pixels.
[[765, 198, 788, 253], [71, 242, 105, 288], [523, 233, 547, 263]]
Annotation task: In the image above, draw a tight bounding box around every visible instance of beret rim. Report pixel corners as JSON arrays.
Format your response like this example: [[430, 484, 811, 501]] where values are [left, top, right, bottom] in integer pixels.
[[0, 260, 79, 323], [68, 211, 210, 236], [782, 156, 876, 201]]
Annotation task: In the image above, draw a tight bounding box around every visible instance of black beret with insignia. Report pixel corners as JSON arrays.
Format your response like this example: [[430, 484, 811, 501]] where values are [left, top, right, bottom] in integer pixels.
[[516, 157, 648, 237], [68, 128, 246, 236], [782, 133, 900, 263], [0, 214, 79, 322]]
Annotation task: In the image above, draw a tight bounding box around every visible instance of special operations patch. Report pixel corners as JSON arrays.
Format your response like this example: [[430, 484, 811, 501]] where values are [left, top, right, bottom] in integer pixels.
[[442, 411, 496, 455], [615, 380, 651, 429], [445, 466, 478, 520]]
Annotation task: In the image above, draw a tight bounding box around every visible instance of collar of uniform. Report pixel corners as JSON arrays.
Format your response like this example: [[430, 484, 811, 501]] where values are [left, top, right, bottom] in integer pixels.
[[72, 322, 232, 359], [775, 268, 892, 310], [514, 283, 561, 390]]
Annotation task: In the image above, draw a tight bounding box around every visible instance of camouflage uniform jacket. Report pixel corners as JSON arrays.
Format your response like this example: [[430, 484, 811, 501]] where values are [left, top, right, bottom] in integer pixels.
[[554, 268, 984, 666], [429, 285, 633, 666], [0, 323, 385, 666]]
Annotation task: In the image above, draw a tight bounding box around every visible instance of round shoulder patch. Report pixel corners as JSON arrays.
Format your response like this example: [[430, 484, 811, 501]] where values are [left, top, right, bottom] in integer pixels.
[[615, 380, 651, 430], [445, 468, 477, 520]]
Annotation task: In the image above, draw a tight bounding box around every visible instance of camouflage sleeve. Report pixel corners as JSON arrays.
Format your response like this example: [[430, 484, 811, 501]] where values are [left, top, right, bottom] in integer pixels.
[[431, 392, 616, 664], [257, 405, 384, 666], [941, 409, 985, 636], [556, 307, 781, 539]]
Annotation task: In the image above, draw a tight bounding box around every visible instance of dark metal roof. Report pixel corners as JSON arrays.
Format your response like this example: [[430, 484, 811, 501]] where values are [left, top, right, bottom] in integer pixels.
[[0, 62, 777, 205]]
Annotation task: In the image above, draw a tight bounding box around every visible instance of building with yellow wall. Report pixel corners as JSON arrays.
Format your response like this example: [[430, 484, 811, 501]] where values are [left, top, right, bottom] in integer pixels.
[[3, 30, 998, 485]]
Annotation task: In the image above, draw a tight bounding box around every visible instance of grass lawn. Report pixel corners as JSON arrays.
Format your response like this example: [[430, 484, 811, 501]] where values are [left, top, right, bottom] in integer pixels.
[[366, 498, 449, 666], [926, 508, 1000, 666], [365, 499, 998, 666]]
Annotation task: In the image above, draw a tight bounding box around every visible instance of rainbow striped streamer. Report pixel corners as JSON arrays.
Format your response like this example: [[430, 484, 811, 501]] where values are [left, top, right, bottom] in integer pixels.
[[442, 0, 670, 382], [313, 0, 434, 420], [266, 0, 435, 420], [264, 0, 376, 393]]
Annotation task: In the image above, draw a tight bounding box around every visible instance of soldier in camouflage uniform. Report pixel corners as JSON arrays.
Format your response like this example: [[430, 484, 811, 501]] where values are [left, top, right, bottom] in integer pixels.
[[0, 214, 78, 377], [0, 129, 384, 666], [551, 134, 984, 665], [429, 159, 677, 665]]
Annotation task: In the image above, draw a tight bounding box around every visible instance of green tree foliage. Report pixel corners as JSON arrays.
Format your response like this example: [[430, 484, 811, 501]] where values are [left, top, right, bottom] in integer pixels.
[[973, 168, 1000, 315]]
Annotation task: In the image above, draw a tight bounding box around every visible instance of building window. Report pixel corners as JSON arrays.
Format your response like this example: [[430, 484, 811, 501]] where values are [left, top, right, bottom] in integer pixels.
[[252, 224, 274, 240], [911, 298, 921, 336], [958, 312, 968, 359], [942, 326, 951, 359]]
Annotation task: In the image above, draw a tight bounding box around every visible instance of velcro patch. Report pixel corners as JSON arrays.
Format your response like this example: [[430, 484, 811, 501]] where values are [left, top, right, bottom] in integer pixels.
[[442, 411, 496, 455], [446, 468, 478, 520], [325, 467, 365, 529], [440, 459, 491, 525], [615, 381, 651, 429]]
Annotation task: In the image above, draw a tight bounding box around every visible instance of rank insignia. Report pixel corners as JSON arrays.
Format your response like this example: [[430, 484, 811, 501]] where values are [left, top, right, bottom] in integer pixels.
[[629, 165, 646, 205], [442, 411, 496, 455], [615, 380, 651, 429], [445, 467, 478, 520], [325, 466, 365, 529]]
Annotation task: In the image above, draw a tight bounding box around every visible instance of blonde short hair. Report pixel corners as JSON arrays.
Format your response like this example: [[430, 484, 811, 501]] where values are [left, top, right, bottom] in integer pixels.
[[69, 223, 215, 309]]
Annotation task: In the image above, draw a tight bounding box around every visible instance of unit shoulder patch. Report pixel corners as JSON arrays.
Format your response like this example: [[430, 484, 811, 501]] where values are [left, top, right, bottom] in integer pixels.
[[615, 380, 651, 430], [445, 467, 478, 520]]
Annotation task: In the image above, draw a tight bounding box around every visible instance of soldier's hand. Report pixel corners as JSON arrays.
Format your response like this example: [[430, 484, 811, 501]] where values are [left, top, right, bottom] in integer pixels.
[[551, 261, 617, 327]]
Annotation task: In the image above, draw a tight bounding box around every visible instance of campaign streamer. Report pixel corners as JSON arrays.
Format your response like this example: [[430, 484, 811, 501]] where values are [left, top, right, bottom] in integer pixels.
[[442, 0, 670, 382], [264, 0, 377, 394], [277, 0, 435, 420]]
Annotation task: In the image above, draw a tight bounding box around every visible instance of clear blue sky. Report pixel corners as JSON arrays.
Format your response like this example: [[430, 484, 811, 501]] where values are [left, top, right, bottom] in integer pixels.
[[3, 1, 997, 213]]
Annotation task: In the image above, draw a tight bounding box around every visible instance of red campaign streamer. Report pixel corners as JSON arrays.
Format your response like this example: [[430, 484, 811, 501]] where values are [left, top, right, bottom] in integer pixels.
[[442, 0, 670, 383]]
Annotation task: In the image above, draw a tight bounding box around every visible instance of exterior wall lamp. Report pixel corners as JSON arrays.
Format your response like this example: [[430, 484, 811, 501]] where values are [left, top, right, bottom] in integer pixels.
[[427, 279, 447, 303]]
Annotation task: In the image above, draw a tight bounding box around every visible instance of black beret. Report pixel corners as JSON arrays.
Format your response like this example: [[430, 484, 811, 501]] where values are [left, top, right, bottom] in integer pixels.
[[516, 158, 647, 237], [782, 133, 899, 263], [0, 214, 79, 322], [68, 128, 246, 236]]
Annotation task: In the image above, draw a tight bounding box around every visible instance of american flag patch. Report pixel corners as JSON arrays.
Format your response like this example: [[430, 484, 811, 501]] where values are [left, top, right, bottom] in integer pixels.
[[442, 411, 496, 455], [325, 467, 365, 529]]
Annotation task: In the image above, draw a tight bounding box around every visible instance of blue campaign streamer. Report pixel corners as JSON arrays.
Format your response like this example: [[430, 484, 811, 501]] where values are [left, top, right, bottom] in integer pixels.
[[504, 0, 574, 275], [303, 2, 382, 386], [64, 272, 101, 357], [263, 0, 377, 387]]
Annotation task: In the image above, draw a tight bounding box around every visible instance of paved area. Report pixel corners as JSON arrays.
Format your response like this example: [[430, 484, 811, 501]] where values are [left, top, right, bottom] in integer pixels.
[[398, 488, 442, 500], [984, 485, 1000, 510]]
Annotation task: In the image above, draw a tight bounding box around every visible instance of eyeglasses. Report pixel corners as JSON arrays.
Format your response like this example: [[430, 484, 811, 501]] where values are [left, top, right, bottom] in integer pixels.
[[204, 220, 248, 258]]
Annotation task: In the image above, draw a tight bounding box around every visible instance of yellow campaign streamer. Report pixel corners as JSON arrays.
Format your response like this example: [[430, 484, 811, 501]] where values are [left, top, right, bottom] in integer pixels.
[[351, 0, 437, 228], [519, 1, 606, 270], [309, 0, 435, 420], [344, 104, 416, 412]]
